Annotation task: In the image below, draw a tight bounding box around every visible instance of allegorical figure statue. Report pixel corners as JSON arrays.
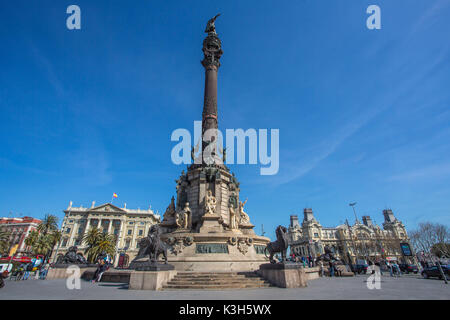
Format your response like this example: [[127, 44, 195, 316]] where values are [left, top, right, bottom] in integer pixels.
[[265, 226, 289, 264], [182, 202, 191, 229], [229, 205, 238, 230], [204, 190, 217, 215], [205, 13, 220, 34], [239, 198, 250, 224]]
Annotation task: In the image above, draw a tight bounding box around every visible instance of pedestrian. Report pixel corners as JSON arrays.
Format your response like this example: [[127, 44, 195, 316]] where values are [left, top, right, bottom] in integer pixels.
[[23, 263, 33, 280], [15, 264, 25, 281], [92, 259, 109, 283], [394, 263, 401, 277], [329, 261, 335, 277], [387, 261, 393, 277], [319, 261, 324, 277], [39, 264, 49, 280]]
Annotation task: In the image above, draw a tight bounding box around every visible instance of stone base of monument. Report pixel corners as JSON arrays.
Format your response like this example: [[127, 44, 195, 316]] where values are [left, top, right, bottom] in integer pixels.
[[159, 231, 270, 272], [128, 262, 177, 290], [46, 265, 97, 280], [257, 263, 307, 288], [129, 269, 178, 290], [305, 266, 320, 280]]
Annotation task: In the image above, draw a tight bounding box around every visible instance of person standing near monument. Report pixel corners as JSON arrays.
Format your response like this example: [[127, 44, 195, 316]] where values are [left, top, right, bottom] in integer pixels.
[[319, 260, 324, 277]]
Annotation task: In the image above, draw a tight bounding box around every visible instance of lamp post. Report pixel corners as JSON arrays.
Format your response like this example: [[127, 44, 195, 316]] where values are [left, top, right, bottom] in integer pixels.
[[349, 202, 359, 223], [346, 219, 357, 270]]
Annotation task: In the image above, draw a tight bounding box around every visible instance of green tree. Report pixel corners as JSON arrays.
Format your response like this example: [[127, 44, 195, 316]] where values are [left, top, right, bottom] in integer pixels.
[[24, 214, 60, 262], [24, 230, 39, 254], [37, 214, 58, 235], [82, 227, 116, 263]]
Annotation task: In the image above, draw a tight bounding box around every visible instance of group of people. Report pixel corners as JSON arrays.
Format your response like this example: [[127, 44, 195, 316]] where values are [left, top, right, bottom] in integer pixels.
[[317, 260, 342, 277], [0, 257, 49, 289], [386, 261, 402, 277]]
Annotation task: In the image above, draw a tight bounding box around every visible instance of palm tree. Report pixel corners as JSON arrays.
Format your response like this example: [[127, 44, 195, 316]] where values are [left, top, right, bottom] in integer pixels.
[[45, 230, 62, 261], [37, 214, 58, 236], [32, 234, 52, 256], [90, 233, 116, 261], [82, 228, 116, 263], [82, 227, 102, 263], [24, 230, 39, 254]]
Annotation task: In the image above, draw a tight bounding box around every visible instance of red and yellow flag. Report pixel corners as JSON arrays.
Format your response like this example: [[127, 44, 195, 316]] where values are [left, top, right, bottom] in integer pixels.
[[113, 193, 118, 198]]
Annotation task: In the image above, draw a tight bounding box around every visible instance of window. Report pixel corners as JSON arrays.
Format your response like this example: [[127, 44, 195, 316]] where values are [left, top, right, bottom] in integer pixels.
[[138, 230, 143, 236], [314, 233, 319, 237], [66, 228, 71, 234], [78, 227, 83, 234], [127, 229, 132, 235], [62, 238, 68, 247], [140, 222, 145, 225], [129, 222, 134, 225], [69, 220, 74, 223]]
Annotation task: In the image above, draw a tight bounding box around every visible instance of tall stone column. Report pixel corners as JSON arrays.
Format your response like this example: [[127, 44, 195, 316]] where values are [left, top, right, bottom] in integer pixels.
[[200, 17, 223, 164]]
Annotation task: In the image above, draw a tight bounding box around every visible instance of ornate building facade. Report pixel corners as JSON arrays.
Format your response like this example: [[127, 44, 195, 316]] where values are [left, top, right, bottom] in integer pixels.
[[0, 216, 42, 257], [52, 201, 160, 267], [288, 208, 414, 264]]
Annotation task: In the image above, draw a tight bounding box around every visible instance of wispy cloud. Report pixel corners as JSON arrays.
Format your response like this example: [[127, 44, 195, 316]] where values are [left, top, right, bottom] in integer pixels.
[[27, 40, 65, 97], [270, 4, 450, 186], [388, 162, 450, 182]]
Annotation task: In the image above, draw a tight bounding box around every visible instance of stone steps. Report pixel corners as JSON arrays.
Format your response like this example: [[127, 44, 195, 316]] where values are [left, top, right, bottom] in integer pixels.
[[162, 271, 272, 290]]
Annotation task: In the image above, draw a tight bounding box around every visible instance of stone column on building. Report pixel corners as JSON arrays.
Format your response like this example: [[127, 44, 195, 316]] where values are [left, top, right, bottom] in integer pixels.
[[131, 220, 139, 250], [107, 219, 112, 234], [67, 218, 77, 247], [113, 219, 123, 267]]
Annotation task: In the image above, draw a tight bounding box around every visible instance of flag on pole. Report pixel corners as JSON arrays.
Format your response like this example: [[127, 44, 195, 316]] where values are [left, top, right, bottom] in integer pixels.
[[113, 193, 118, 198]]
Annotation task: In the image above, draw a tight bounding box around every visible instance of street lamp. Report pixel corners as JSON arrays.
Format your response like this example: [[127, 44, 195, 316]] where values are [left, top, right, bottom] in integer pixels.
[[349, 202, 359, 223]]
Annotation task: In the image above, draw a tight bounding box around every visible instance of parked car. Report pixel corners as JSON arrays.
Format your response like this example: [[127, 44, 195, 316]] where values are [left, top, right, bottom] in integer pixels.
[[421, 265, 450, 279], [353, 264, 369, 274], [399, 263, 419, 274]]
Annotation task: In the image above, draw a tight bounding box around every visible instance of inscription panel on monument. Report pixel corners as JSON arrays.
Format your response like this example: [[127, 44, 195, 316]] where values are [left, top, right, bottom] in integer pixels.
[[196, 243, 229, 254], [254, 245, 266, 254]]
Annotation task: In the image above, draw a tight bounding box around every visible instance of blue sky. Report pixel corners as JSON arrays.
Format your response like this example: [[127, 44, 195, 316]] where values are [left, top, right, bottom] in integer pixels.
[[0, 0, 449, 240]]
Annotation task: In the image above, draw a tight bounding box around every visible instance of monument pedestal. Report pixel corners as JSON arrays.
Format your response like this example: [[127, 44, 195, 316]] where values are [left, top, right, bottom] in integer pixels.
[[129, 269, 177, 290], [46, 265, 97, 280], [199, 214, 224, 233], [257, 263, 307, 288]]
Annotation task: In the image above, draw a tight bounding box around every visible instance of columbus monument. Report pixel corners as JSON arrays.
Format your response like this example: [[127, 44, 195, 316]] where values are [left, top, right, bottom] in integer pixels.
[[147, 15, 271, 272]]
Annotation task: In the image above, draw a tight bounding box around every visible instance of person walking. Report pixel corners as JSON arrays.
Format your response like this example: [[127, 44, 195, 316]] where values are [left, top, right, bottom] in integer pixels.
[[387, 261, 393, 277], [394, 262, 401, 277], [22, 263, 33, 280]]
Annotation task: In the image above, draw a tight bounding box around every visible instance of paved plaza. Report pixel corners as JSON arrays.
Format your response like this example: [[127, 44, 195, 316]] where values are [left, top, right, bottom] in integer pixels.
[[1, 274, 448, 300]]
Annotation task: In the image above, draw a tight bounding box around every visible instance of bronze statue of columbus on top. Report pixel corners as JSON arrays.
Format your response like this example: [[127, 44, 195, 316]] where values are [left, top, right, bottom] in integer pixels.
[[205, 13, 221, 34]]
